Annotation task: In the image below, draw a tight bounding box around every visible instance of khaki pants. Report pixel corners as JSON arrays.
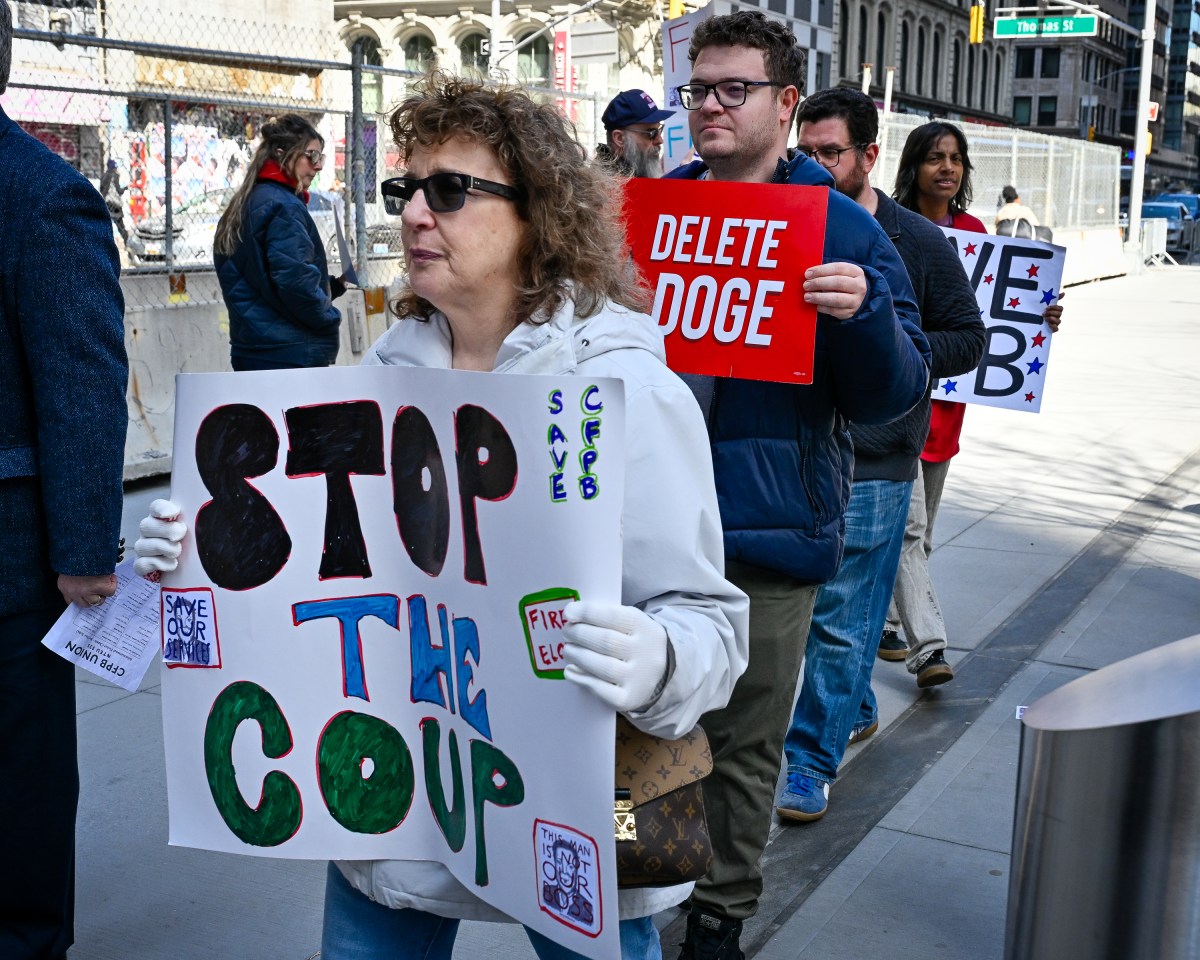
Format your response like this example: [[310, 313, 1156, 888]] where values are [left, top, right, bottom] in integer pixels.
[[689, 560, 818, 921]]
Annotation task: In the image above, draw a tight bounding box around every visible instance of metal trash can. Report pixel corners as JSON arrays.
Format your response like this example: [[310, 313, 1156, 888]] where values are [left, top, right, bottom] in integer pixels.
[[1006, 633, 1200, 960]]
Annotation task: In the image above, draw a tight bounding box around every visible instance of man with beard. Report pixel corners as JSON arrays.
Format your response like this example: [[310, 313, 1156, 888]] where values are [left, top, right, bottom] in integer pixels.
[[596, 88, 673, 177], [778, 86, 985, 824]]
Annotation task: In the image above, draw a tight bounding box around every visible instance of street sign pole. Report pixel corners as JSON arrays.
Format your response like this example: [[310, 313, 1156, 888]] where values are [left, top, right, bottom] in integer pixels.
[[1127, 0, 1156, 258]]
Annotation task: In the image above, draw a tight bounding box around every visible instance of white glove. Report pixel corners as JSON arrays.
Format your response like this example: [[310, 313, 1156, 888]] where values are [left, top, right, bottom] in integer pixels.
[[562, 601, 671, 714], [133, 499, 188, 577]]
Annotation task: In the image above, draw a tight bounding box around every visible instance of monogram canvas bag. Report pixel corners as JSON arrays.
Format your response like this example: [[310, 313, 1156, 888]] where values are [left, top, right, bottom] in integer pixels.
[[613, 716, 714, 888]]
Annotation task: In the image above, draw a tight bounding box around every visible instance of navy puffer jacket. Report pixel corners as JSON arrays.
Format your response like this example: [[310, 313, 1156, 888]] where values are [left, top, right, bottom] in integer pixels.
[[215, 180, 341, 368], [666, 153, 930, 583]]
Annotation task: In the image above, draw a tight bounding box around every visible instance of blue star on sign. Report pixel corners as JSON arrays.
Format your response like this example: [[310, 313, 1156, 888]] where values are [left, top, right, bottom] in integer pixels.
[[942, 380, 958, 394], [1026, 357, 1044, 375], [1040, 288, 1056, 304]]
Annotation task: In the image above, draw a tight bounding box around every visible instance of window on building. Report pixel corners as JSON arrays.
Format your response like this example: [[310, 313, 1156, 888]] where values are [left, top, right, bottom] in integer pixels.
[[404, 34, 435, 72], [1014, 95, 1032, 125], [876, 10, 887, 73], [993, 50, 1004, 113], [953, 38, 962, 102], [839, 1, 849, 78], [1015, 47, 1035, 78], [516, 31, 550, 83], [917, 26, 926, 95], [459, 32, 489, 75], [901, 21, 909, 90], [1038, 95, 1058, 125], [1041, 47, 1061, 78], [981, 48, 989, 110], [858, 6, 868, 73], [354, 35, 384, 115], [932, 33, 942, 99]]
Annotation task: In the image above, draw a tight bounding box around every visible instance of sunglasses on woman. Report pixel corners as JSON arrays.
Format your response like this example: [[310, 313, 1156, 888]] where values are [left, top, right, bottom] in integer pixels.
[[380, 172, 522, 216]]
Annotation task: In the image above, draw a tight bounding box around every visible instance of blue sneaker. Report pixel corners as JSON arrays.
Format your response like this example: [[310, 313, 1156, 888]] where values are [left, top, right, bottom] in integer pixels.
[[776, 772, 830, 822]]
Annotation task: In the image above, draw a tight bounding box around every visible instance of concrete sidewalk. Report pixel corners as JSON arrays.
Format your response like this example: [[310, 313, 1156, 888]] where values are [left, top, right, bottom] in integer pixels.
[[74, 267, 1200, 959]]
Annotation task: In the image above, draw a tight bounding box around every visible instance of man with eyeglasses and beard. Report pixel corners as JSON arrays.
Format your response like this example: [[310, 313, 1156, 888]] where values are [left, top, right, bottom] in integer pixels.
[[596, 88, 674, 178], [663, 12, 931, 960], [778, 86, 985, 826]]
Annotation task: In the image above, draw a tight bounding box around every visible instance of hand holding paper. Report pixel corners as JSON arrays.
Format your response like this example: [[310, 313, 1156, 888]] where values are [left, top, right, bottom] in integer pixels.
[[562, 601, 670, 714], [133, 498, 187, 577]]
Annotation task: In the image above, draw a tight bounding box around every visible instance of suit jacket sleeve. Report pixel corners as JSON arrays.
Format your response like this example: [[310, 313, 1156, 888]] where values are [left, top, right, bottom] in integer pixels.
[[921, 233, 987, 381], [20, 172, 128, 577]]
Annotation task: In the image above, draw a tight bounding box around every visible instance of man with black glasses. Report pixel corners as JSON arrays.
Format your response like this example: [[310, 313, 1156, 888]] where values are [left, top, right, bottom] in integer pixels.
[[595, 88, 674, 177], [779, 86, 984, 825], [664, 13, 930, 960]]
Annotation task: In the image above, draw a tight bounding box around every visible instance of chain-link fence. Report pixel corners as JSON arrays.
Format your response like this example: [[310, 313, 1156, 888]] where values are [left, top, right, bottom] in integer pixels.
[[874, 112, 1122, 231], [2, 0, 612, 310]]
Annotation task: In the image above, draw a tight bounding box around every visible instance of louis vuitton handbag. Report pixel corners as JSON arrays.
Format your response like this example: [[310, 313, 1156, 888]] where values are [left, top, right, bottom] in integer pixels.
[[614, 715, 714, 888]]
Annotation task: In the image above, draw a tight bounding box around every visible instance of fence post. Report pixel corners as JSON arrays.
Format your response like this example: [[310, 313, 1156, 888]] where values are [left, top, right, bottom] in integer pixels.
[[351, 37, 368, 283], [163, 99, 174, 267]]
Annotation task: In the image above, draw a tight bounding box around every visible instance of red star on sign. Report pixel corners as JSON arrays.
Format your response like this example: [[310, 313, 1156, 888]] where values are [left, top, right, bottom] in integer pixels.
[[1025, 392, 1036, 402], [1032, 332, 1046, 347], [1026, 264, 1040, 278], [983, 274, 994, 284], [964, 243, 977, 256], [1008, 297, 1021, 308]]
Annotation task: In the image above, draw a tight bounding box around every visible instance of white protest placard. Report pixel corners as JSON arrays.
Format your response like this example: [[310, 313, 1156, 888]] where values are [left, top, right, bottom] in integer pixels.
[[161, 366, 625, 960], [42, 558, 161, 692], [934, 228, 1065, 413], [660, 3, 713, 170]]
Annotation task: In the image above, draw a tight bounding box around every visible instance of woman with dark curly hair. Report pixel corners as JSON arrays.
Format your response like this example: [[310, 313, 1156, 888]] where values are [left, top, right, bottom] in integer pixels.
[[331, 73, 748, 960]]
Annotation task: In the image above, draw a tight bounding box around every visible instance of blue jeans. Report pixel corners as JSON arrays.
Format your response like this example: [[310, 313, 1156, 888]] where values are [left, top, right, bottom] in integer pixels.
[[321, 863, 662, 960], [783, 479, 913, 785]]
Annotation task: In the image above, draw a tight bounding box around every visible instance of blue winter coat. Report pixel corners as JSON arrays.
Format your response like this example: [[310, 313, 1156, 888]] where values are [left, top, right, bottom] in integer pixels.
[[0, 106, 128, 619], [215, 180, 341, 368], [665, 153, 930, 583]]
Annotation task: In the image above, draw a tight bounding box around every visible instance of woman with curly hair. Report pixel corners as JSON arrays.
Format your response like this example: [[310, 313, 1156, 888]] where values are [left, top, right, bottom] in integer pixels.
[[334, 69, 748, 960], [138, 72, 748, 960]]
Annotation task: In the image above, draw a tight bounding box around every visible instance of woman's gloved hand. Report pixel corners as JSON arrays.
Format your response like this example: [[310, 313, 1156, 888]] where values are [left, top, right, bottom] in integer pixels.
[[133, 499, 188, 577], [562, 601, 670, 714]]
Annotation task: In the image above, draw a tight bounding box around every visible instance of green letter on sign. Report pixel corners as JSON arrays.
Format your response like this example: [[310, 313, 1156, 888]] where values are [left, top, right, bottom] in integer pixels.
[[204, 681, 302, 847], [318, 711, 415, 833], [422, 718, 467, 852], [470, 739, 525, 886]]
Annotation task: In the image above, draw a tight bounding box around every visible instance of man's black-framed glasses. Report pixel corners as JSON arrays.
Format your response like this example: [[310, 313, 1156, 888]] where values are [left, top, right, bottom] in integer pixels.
[[380, 172, 522, 216], [676, 80, 779, 110], [799, 144, 871, 169]]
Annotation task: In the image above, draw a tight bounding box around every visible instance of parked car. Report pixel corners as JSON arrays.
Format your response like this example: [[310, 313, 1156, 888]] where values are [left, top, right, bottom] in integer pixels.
[[1151, 192, 1200, 220], [128, 187, 341, 268], [1140, 201, 1196, 255]]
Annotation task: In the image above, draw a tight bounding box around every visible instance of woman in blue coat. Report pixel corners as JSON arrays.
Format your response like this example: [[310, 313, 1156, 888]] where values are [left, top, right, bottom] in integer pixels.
[[214, 113, 347, 371]]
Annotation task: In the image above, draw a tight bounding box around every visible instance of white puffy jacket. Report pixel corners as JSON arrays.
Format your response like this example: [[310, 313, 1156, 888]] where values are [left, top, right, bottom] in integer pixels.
[[335, 295, 749, 922]]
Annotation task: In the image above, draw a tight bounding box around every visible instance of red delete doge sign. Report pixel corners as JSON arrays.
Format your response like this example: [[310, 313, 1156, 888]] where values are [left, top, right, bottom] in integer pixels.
[[622, 178, 827, 384]]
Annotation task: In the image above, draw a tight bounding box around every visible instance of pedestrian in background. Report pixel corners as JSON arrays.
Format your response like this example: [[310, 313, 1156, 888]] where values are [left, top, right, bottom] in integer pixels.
[[879, 123, 1062, 686], [664, 13, 931, 959], [0, 5, 129, 957], [99, 157, 128, 243], [778, 90, 986, 823], [994, 184, 1040, 238], [214, 113, 348, 372], [595, 88, 673, 178]]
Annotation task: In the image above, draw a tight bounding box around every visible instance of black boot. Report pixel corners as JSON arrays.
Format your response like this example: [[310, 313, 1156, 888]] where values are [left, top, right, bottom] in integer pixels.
[[678, 908, 745, 960]]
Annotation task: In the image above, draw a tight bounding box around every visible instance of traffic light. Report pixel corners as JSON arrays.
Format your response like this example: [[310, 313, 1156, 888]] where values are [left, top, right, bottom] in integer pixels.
[[969, 3, 986, 44], [1088, 125, 1095, 141], [669, 0, 684, 18]]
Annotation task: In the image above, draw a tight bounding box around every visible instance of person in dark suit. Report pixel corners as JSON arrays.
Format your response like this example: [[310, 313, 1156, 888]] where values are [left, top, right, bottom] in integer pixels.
[[0, 5, 128, 958]]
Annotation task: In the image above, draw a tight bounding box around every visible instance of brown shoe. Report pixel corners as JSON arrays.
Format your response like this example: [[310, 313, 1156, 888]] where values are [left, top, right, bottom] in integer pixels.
[[877, 629, 907, 661], [916, 651, 954, 688]]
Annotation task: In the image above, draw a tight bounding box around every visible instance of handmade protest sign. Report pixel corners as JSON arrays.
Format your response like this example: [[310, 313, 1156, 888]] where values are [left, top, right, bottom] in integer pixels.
[[161, 366, 625, 960], [935, 229, 1065, 413], [622, 177, 827, 384]]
